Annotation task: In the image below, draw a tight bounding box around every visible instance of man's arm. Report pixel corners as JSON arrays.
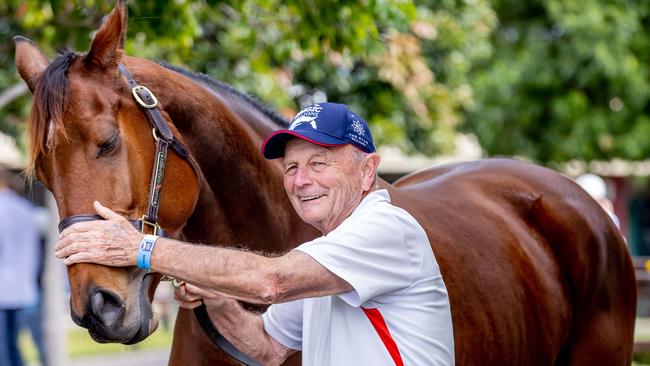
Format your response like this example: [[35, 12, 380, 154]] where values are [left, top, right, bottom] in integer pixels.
[[55, 201, 352, 304], [152, 238, 352, 304], [175, 284, 294, 366]]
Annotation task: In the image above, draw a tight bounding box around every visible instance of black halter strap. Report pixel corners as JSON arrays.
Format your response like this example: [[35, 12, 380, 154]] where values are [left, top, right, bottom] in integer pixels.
[[118, 63, 190, 229], [56, 64, 257, 366], [58, 214, 168, 237]]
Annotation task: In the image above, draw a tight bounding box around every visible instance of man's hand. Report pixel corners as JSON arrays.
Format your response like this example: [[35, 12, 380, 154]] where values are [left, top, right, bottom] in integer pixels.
[[55, 201, 143, 267], [174, 283, 233, 310], [175, 282, 293, 365]]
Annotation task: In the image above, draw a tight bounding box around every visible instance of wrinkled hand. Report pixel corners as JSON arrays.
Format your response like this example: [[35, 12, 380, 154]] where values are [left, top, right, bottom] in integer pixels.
[[174, 283, 231, 310], [55, 201, 144, 267]]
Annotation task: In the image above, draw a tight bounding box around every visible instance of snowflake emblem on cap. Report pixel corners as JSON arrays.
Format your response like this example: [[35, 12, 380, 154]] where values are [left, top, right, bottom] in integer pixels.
[[351, 119, 365, 136]]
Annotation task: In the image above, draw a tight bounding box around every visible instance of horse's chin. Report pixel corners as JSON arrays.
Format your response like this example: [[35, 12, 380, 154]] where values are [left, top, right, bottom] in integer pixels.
[[80, 272, 160, 344], [86, 314, 158, 344], [123, 312, 159, 345], [123, 272, 160, 344]]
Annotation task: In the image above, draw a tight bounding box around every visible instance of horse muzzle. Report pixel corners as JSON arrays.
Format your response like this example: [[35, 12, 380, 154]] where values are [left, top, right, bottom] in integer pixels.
[[70, 272, 158, 344]]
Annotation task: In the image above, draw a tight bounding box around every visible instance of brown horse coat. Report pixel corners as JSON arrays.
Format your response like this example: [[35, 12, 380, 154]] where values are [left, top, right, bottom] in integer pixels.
[[15, 1, 635, 365]]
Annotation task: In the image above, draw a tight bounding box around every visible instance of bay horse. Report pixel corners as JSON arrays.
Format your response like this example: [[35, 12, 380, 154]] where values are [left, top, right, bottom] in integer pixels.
[[15, 1, 636, 365]]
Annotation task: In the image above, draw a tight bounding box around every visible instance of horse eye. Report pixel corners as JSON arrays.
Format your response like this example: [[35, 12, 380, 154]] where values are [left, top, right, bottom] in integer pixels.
[[96, 133, 121, 158]]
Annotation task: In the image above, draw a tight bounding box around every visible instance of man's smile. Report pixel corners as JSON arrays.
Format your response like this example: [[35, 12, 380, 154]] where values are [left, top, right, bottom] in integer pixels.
[[299, 194, 326, 202]]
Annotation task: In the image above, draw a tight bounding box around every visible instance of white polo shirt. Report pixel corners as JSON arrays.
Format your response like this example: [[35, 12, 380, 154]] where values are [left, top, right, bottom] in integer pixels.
[[262, 189, 454, 365]]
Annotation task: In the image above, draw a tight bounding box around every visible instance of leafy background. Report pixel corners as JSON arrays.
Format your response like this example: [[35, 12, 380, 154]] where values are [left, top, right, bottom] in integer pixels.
[[1, 0, 649, 165]]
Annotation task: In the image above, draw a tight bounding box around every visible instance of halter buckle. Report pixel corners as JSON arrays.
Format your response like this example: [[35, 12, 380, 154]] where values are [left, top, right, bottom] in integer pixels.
[[160, 274, 185, 288], [139, 215, 161, 235], [132, 85, 158, 109]]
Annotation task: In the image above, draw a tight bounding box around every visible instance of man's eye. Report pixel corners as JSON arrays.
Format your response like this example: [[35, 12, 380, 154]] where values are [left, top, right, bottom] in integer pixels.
[[311, 161, 327, 171], [285, 165, 297, 175]]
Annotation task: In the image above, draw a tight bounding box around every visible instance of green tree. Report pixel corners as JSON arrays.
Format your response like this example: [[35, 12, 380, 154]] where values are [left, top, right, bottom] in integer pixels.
[[5, 1, 650, 165], [1, 0, 494, 158], [466, 0, 650, 164]]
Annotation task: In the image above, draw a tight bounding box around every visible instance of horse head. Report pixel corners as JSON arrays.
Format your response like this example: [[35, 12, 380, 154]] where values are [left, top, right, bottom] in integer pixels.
[[15, 0, 201, 344]]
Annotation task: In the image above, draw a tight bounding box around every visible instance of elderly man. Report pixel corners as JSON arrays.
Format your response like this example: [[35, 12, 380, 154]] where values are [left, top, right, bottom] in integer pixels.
[[56, 103, 454, 365]]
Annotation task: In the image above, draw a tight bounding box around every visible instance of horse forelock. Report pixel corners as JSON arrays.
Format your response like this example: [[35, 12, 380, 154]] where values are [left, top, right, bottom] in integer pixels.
[[27, 50, 77, 177]]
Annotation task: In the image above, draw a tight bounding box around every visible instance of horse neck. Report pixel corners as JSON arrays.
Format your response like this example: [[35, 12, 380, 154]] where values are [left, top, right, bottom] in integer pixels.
[[129, 60, 318, 252]]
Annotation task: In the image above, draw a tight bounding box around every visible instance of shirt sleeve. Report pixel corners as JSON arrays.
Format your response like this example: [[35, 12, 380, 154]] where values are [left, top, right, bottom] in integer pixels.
[[296, 203, 424, 307], [262, 299, 303, 351]]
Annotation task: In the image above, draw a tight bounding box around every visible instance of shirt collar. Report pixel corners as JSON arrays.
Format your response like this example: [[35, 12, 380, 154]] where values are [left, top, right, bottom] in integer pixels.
[[351, 189, 390, 217]]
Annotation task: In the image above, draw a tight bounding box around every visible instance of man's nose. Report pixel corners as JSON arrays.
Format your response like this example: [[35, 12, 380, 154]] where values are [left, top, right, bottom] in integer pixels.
[[294, 166, 313, 187]]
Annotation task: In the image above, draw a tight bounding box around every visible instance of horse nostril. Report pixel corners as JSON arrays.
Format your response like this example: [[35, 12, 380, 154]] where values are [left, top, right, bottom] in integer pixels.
[[90, 289, 125, 328]]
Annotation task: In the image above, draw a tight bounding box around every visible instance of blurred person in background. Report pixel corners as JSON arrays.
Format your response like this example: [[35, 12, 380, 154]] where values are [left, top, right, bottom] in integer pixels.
[[0, 165, 42, 366], [576, 173, 620, 229]]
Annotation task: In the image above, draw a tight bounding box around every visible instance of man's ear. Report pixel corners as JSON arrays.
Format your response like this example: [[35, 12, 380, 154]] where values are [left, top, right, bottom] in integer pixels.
[[360, 153, 381, 191]]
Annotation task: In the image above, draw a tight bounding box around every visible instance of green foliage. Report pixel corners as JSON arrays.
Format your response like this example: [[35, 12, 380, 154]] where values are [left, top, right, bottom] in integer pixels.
[[466, 0, 650, 164], [3, 0, 649, 163], [1, 0, 494, 159]]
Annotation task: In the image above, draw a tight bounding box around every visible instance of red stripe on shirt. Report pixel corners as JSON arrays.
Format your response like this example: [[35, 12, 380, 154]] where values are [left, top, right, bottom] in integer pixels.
[[361, 307, 404, 366]]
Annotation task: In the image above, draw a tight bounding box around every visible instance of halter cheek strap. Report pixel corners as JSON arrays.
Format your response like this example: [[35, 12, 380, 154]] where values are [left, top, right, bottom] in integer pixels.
[[118, 64, 259, 366], [118, 63, 191, 229], [58, 66, 194, 237]]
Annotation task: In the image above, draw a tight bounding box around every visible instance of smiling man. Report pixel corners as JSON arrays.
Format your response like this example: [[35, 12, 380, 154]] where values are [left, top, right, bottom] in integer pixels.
[[56, 103, 454, 365]]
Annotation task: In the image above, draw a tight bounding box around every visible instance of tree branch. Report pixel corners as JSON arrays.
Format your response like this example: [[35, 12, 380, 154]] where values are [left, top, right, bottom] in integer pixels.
[[0, 83, 28, 110]]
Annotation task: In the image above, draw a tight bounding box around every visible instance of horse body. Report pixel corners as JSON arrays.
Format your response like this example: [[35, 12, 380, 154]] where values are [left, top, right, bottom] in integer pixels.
[[155, 61, 636, 363], [390, 160, 635, 364], [15, 1, 635, 365]]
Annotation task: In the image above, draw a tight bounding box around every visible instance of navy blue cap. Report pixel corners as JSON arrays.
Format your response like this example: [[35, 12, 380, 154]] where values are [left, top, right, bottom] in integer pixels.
[[262, 103, 375, 159]]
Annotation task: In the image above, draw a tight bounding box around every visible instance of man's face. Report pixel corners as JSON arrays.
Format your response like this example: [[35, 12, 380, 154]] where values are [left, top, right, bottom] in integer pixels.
[[282, 139, 365, 234]]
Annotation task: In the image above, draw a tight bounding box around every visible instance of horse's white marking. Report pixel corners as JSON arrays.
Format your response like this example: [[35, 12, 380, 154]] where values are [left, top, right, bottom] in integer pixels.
[[46, 119, 54, 149]]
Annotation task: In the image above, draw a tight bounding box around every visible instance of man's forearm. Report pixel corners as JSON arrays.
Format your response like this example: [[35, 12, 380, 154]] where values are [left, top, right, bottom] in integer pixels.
[[208, 298, 293, 365], [150, 238, 352, 305], [151, 238, 277, 303]]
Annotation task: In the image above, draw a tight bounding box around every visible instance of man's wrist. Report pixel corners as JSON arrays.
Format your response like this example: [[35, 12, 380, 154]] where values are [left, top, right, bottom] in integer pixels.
[[205, 296, 237, 312], [137, 234, 159, 270]]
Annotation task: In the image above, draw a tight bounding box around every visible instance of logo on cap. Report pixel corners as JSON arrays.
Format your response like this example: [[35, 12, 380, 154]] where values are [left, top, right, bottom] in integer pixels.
[[351, 119, 365, 136], [289, 104, 323, 130]]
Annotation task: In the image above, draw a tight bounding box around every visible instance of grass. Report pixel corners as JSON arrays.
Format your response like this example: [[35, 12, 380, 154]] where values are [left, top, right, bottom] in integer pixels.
[[19, 324, 174, 363], [638, 318, 650, 342]]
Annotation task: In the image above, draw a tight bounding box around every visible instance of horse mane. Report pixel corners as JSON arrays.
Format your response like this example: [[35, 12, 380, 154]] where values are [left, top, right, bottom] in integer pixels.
[[159, 61, 289, 127], [25, 54, 289, 177], [27, 50, 77, 177]]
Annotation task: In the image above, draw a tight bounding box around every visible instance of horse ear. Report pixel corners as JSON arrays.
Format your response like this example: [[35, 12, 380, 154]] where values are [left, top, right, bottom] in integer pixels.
[[14, 36, 49, 93], [86, 0, 128, 68]]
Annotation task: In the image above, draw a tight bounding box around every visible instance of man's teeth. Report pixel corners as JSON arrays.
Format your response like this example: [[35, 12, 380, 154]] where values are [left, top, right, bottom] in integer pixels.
[[300, 195, 324, 201]]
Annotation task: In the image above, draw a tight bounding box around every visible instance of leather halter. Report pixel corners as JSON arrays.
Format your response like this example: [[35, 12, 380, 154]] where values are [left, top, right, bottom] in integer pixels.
[[55, 64, 259, 366], [58, 64, 192, 237], [58, 214, 168, 237]]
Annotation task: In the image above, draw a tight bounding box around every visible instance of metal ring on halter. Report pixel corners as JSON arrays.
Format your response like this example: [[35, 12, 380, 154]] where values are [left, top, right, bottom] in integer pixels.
[[152, 128, 160, 143], [160, 274, 185, 288], [139, 215, 161, 236]]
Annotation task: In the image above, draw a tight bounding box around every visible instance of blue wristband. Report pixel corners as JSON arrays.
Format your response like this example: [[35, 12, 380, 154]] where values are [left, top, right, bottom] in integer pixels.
[[137, 234, 159, 271]]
